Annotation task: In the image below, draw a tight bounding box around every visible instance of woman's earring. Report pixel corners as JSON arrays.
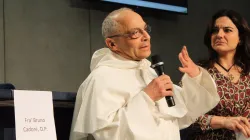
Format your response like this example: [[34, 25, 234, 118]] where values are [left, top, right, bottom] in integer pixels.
[[238, 40, 242, 45]]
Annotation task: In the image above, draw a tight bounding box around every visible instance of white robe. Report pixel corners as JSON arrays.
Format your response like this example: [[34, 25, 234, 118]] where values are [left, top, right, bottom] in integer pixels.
[[70, 48, 220, 140]]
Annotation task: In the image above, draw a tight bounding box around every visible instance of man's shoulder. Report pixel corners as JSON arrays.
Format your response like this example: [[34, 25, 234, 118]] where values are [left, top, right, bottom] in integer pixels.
[[91, 66, 118, 76], [78, 66, 114, 90], [87, 66, 124, 83]]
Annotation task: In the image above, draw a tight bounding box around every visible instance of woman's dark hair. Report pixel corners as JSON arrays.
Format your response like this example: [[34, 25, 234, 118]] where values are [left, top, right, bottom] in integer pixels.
[[199, 9, 250, 75]]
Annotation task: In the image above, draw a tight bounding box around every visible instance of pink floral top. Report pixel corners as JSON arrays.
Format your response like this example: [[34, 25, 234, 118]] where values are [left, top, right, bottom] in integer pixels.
[[193, 67, 250, 140]]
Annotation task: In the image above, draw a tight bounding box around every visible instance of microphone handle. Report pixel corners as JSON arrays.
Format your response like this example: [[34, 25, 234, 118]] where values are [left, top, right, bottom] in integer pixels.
[[165, 96, 175, 107], [156, 68, 175, 107]]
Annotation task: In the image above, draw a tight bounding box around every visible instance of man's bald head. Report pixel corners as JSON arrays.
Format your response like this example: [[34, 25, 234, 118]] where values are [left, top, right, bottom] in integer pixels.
[[101, 7, 134, 39]]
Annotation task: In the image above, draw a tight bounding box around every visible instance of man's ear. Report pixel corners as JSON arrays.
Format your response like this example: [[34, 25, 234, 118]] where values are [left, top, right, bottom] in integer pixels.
[[105, 38, 118, 51]]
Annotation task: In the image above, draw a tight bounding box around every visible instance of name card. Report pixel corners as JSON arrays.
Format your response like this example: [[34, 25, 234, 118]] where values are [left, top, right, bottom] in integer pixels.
[[14, 90, 57, 140]]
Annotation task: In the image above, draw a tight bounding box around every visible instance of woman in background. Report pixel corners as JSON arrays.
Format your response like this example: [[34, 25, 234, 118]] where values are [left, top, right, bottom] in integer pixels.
[[189, 9, 250, 140]]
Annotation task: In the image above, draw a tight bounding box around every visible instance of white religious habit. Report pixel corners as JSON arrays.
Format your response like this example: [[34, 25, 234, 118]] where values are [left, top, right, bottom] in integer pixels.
[[70, 48, 220, 140]]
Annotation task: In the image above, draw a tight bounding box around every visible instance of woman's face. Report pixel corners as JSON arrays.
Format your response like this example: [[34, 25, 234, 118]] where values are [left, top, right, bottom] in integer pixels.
[[211, 16, 240, 55]]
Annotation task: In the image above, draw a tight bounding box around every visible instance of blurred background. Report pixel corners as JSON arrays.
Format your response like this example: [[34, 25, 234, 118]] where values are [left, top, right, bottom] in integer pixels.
[[0, 0, 249, 92]]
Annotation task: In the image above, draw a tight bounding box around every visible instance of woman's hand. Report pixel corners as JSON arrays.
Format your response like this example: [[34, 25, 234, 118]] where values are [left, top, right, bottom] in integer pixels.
[[222, 116, 250, 138]]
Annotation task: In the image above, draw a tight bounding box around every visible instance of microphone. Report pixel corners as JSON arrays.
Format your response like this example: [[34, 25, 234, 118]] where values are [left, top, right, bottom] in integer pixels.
[[151, 55, 175, 107]]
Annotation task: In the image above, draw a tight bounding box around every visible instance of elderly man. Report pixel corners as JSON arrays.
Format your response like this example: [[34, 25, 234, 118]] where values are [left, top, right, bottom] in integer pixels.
[[70, 8, 219, 140]]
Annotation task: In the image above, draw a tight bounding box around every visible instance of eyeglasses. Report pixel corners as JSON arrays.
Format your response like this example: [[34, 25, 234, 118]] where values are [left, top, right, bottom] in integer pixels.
[[107, 25, 151, 39]]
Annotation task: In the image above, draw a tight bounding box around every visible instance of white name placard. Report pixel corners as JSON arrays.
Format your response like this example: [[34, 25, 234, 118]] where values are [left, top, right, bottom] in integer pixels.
[[14, 90, 57, 140]]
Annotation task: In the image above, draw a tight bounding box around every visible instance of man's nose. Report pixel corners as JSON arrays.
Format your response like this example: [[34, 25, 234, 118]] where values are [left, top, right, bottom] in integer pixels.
[[142, 31, 151, 41]]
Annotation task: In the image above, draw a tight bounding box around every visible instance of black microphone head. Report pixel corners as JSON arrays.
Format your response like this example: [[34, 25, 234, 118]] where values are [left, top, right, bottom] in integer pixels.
[[151, 55, 162, 65], [151, 55, 164, 69], [151, 55, 164, 76]]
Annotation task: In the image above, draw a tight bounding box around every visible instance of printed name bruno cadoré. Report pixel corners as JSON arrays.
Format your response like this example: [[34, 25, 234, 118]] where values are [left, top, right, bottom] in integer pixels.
[[23, 118, 46, 132]]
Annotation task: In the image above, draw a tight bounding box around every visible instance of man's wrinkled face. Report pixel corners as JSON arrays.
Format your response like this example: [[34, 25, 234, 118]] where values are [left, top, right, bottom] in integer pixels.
[[106, 10, 151, 61]]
